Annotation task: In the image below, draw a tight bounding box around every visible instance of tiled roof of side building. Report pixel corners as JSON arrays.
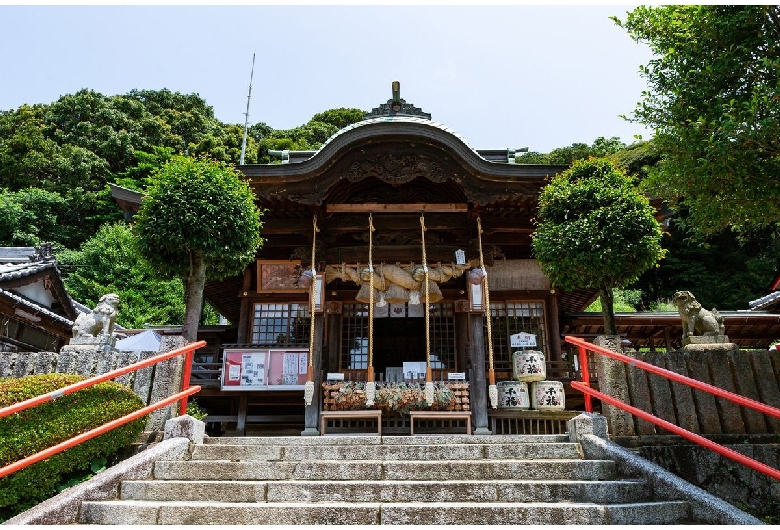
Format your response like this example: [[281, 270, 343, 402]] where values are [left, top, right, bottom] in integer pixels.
[[0, 260, 59, 282], [0, 287, 74, 327], [749, 290, 780, 311]]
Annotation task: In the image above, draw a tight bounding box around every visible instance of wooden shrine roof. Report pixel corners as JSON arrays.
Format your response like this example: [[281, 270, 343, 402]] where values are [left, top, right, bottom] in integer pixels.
[[560, 311, 780, 350]]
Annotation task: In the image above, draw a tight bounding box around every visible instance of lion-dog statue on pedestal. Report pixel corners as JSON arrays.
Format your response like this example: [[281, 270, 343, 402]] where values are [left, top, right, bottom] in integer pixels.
[[673, 290, 725, 340], [72, 293, 120, 339]]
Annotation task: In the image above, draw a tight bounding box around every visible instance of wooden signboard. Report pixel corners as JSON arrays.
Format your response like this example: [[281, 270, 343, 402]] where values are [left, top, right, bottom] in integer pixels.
[[257, 260, 305, 292]]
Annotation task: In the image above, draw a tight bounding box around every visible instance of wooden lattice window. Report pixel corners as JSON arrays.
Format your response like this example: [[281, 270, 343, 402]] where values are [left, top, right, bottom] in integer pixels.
[[250, 303, 310, 346], [486, 301, 548, 372]]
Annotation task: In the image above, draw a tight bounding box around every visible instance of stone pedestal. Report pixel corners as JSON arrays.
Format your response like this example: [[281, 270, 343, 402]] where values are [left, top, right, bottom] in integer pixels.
[[682, 335, 737, 352], [64, 335, 117, 354]]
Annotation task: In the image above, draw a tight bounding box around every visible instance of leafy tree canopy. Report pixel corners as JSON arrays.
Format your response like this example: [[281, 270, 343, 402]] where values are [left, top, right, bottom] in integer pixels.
[[58, 222, 188, 329], [0, 188, 70, 247], [614, 5, 780, 236], [516, 136, 626, 165], [532, 157, 666, 334], [134, 155, 264, 339], [251, 107, 365, 163]]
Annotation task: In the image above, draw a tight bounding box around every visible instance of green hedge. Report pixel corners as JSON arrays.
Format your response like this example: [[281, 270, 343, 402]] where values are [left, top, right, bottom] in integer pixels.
[[0, 373, 147, 520]]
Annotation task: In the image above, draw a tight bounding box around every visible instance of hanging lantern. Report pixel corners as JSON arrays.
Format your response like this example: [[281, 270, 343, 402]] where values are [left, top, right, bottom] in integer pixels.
[[468, 268, 485, 285], [298, 269, 315, 289]]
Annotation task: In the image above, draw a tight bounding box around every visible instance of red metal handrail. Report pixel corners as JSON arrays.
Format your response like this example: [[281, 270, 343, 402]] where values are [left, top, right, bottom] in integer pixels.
[[0, 340, 206, 479], [565, 335, 780, 482]]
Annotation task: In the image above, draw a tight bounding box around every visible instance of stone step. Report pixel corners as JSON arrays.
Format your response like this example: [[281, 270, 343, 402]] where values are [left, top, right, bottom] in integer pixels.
[[79, 500, 692, 525], [201, 434, 570, 446], [190, 442, 583, 461], [153, 459, 617, 482], [120, 478, 650, 504]]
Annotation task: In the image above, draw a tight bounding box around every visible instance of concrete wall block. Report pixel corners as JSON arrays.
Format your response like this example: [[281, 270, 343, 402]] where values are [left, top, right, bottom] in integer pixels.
[[665, 351, 699, 434], [114, 350, 140, 387], [644, 351, 677, 426], [726, 350, 768, 434], [132, 351, 155, 406], [708, 350, 745, 434], [684, 349, 723, 434], [0, 351, 17, 377], [13, 352, 37, 378], [74, 349, 98, 378], [93, 349, 117, 377], [145, 356, 184, 432], [625, 352, 656, 435], [144, 338, 187, 432], [33, 351, 57, 375], [749, 350, 780, 434], [592, 336, 634, 436], [55, 349, 76, 374]]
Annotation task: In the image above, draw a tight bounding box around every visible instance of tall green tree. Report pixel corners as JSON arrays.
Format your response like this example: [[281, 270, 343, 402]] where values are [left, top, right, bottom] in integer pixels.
[[134, 156, 263, 341], [58, 222, 187, 328], [614, 5, 780, 236], [532, 157, 666, 335]]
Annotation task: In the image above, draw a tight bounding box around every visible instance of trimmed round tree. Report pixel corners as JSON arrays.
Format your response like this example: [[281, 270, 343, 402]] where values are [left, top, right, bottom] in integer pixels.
[[134, 155, 263, 341], [532, 157, 665, 337]]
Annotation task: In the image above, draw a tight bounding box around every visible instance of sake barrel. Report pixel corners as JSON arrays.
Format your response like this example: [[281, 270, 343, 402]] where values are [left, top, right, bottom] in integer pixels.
[[512, 350, 546, 382], [530, 380, 565, 410], [497, 381, 530, 410]]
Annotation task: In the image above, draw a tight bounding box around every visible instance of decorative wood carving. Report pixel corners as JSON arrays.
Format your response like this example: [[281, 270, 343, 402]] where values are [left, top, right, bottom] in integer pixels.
[[347, 155, 446, 185]]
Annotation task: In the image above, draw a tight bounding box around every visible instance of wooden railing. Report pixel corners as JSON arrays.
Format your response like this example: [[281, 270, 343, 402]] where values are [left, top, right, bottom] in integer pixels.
[[0, 340, 206, 479], [566, 335, 780, 482]]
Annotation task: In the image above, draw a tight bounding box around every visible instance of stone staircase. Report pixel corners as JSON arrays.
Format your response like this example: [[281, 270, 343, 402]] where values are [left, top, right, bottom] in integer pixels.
[[77, 434, 696, 525]]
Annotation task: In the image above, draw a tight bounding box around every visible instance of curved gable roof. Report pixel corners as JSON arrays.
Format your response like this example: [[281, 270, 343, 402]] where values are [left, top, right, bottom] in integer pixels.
[[241, 115, 565, 206]]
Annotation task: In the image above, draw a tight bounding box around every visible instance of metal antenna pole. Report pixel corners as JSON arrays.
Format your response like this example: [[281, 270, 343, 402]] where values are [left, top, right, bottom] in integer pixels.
[[239, 52, 256, 166]]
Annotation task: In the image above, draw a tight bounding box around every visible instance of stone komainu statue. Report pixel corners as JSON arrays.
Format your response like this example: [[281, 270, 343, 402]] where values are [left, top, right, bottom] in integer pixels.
[[673, 290, 725, 339], [72, 293, 120, 339]]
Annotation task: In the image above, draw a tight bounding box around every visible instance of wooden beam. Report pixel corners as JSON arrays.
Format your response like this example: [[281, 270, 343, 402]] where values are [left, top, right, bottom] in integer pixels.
[[326, 203, 468, 213]]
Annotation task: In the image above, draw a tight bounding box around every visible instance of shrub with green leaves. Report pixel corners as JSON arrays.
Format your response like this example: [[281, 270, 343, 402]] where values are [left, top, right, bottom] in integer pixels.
[[0, 373, 147, 521]]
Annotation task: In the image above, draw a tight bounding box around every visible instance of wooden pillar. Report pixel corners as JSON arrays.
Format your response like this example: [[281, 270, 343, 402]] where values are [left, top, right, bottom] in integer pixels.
[[302, 313, 325, 435], [664, 327, 674, 352], [236, 267, 253, 344], [456, 310, 469, 373], [326, 302, 342, 374], [546, 293, 562, 363], [469, 313, 491, 435]]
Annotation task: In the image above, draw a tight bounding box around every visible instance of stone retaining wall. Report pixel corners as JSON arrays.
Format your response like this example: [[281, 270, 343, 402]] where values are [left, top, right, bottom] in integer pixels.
[[0, 336, 187, 433], [595, 346, 780, 522], [596, 346, 780, 437]]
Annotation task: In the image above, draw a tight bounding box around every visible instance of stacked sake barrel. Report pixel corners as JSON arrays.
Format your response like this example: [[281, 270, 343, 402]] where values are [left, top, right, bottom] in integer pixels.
[[497, 350, 565, 411]]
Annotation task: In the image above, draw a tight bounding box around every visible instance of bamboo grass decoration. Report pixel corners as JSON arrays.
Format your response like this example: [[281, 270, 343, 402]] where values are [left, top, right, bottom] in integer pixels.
[[477, 216, 498, 409], [304, 215, 319, 406], [420, 214, 435, 405], [365, 214, 376, 406]]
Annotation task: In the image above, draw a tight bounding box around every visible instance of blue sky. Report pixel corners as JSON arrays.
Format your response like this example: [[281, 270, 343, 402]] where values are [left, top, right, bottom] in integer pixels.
[[0, 4, 653, 153]]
